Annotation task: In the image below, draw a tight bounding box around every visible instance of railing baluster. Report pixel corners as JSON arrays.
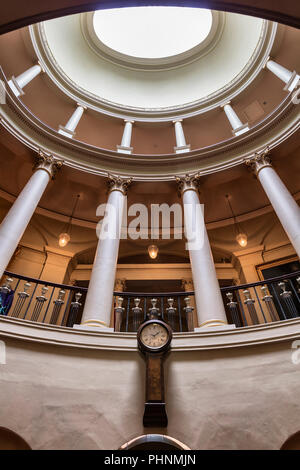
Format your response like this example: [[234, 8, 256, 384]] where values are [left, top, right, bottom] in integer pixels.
[[261, 286, 278, 322], [270, 282, 287, 320], [49, 289, 66, 325], [125, 296, 130, 332], [11, 282, 31, 318], [42, 286, 55, 323], [143, 297, 147, 322], [253, 285, 267, 323], [61, 289, 73, 326], [166, 298, 176, 331], [177, 296, 183, 332], [278, 281, 298, 318], [30, 286, 48, 322], [243, 289, 259, 325], [287, 279, 300, 305], [235, 290, 247, 326], [226, 292, 241, 327], [23, 282, 38, 319]]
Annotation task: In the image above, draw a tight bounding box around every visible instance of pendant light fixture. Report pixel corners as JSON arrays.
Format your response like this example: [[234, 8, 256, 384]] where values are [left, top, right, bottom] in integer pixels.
[[58, 194, 80, 248], [148, 244, 159, 259], [225, 194, 248, 248]]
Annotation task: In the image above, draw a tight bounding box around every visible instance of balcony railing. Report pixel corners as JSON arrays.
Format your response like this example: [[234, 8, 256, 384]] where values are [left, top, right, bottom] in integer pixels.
[[0, 270, 299, 332]]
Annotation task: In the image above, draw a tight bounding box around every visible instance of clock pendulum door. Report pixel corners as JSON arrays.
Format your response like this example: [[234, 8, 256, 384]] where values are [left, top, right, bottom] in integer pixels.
[[143, 351, 168, 427]]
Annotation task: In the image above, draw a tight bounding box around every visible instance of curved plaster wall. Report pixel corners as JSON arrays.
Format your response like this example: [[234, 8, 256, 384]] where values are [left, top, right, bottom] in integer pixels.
[[0, 317, 299, 450]]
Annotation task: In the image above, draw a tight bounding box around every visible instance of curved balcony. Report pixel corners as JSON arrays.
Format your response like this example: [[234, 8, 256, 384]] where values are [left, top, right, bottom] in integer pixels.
[[1, 270, 299, 333]]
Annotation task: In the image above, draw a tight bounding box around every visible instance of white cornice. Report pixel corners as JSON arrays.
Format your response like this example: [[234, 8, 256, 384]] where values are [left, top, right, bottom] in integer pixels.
[[0, 69, 299, 181], [0, 315, 299, 352]]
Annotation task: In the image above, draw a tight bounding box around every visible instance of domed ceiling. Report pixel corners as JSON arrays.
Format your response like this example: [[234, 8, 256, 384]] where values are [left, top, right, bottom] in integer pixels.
[[40, 7, 266, 110]]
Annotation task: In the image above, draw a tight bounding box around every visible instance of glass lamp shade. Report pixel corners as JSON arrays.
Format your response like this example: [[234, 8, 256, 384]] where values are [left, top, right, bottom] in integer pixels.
[[148, 244, 158, 259], [236, 233, 248, 248], [58, 232, 70, 248]]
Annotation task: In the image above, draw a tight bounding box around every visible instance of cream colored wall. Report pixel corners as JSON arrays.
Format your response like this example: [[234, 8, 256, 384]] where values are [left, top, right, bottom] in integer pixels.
[[71, 262, 238, 283], [0, 335, 299, 450], [6, 243, 75, 284]]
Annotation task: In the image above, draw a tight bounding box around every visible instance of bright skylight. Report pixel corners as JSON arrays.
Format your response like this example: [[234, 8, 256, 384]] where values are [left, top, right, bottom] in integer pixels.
[[93, 7, 212, 59]]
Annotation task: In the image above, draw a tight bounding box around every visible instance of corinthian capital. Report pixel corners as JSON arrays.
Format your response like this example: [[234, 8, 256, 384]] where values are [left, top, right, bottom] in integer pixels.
[[245, 147, 272, 176], [34, 150, 63, 179], [107, 174, 132, 196], [176, 173, 201, 195]]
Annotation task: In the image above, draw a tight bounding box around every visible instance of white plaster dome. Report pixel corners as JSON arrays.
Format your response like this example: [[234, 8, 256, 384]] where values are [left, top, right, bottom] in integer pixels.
[[34, 7, 272, 114]]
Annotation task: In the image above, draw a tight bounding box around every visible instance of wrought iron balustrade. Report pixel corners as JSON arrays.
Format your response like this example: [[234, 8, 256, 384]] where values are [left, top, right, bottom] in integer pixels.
[[220, 271, 300, 327], [0, 271, 87, 327], [0, 270, 299, 332]]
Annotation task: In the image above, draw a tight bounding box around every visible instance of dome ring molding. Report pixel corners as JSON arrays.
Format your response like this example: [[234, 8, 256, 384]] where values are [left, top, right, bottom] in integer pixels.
[[29, 18, 276, 121], [82, 10, 222, 72], [1, 68, 299, 182]]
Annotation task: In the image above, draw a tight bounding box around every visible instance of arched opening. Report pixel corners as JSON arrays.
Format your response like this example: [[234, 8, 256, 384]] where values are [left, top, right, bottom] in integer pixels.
[[0, 427, 31, 450], [120, 434, 190, 450], [281, 431, 300, 450]]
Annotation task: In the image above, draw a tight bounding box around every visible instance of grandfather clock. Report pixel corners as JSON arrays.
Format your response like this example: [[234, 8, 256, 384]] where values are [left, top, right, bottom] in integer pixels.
[[137, 299, 172, 427]]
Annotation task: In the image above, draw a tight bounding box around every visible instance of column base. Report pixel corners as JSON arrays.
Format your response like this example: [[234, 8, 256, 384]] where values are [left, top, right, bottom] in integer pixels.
[[174, 144, 191, 154], [283, 71, 300, 92], [58, 125, 75, 138], [73, 319, 114, 332], [194, 319, 236, 331], [233, 122, 249, 136], [117, 145, 133, 154], [8, 77, 24, 97]]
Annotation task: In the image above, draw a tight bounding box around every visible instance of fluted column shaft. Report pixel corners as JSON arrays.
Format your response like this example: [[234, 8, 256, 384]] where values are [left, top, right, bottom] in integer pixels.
[[177, 176, 228, 328], [8, 64, 43, 97], [222, 102, 249, 136], [0, 153, 62, 278], [58, 104, 86, 138], [173, 120, 190, 154], [266, 59, 299, 92], [117, 120, 134, 154], [80, 176, 131, 329], [247, 151, 300, 258]]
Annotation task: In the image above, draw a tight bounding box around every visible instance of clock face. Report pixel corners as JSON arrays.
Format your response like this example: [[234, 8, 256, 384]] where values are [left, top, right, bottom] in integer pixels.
[[140, 322, 169, 349]]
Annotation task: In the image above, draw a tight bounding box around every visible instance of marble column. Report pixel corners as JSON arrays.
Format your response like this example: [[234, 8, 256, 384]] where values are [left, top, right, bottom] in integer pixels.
[[117, 120, 134, 154], [265, 59, 300, 92], [246, 149, 300, 258], [221, 102, 249, 136], [8, 63, 44, 97], [0, 152, 63, 279], [177, 175, 230, 329], [78, 176, 131, 330], [173, 119, 191, 154], [58, 103, 86, 138]]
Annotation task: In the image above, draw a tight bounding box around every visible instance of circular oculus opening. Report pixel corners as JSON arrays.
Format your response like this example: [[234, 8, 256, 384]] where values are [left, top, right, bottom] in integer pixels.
[[93, 7, 213, 59]]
